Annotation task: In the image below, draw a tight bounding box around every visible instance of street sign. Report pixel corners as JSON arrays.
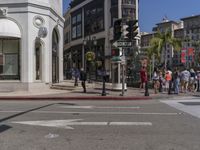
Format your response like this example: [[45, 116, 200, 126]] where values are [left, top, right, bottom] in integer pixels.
[[111, 56, 121, 62], [113, 40, 132, 48]]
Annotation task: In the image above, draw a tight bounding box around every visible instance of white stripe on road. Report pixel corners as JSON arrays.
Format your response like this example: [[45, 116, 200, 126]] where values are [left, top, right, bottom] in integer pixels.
[[60, 106, 141, 109], [0, 110, 182, 116], [12, 119, 152, 130], [109, 122, 152, 126]]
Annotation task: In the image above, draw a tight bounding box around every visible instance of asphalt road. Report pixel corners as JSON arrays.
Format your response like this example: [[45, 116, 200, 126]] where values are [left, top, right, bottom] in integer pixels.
[[0, 98, 200, 150]]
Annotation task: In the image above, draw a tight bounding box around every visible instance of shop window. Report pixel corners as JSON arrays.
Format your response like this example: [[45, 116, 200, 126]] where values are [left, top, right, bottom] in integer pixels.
[[72, 16, 76, 25], [71, 11, 82, 40], [77, 14, 81, 23], [0, 39, 20, 80], [77, 24, 81, 37], [72, 26, 77, 39]]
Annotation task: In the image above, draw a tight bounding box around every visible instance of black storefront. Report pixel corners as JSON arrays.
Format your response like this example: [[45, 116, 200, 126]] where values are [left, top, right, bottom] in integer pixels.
[[64, 44, 82, 80]]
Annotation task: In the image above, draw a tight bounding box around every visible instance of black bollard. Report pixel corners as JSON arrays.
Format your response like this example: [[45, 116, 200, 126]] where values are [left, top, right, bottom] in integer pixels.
[[159, 80, 163, 92], [101, 75, 106, 96], [197, 80, 200, 92], [144, 81, 149, 96]]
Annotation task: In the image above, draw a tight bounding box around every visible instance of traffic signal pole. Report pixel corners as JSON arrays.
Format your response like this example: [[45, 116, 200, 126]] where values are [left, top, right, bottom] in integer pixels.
[[113, 19, 138, 96], [120, 20, 128, 96], [121, 48, 125, 96]]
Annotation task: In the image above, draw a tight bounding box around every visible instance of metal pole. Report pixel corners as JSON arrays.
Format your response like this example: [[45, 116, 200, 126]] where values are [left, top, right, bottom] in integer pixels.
[[121, 48, 125, 96], [102, 58, 106, 96], [121, 63, 125, 96]]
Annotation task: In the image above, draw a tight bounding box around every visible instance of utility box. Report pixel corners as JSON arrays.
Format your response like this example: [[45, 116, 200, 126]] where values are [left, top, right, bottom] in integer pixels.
[[111, 61, 127, 90]]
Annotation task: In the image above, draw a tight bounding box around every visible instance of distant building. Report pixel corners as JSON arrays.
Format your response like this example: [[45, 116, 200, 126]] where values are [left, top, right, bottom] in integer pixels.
[[140, 18, 183, 68], [181, 15, 200, 67], [140, 32, 154, 59], [156, 20, 182, 66], [63, 0, 140, 81], [0, 0, 64, 91], [173, 28, 184, 65]]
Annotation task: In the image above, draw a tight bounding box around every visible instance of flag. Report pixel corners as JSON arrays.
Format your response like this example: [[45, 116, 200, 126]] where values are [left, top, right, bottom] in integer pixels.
[[188, 48, 194, 62], [181, 49, 186, 63]]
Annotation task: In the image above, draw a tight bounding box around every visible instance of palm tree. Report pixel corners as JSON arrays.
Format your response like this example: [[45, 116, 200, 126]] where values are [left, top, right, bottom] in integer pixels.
[[148, 30, 181, 70]]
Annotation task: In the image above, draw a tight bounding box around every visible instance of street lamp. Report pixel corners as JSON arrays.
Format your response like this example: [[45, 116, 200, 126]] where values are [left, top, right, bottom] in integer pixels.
[[83, 36, 97, 83]]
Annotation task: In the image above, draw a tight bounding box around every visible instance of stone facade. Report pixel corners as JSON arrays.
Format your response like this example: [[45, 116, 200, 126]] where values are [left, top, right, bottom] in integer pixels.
[[0, 0, 64, 91]]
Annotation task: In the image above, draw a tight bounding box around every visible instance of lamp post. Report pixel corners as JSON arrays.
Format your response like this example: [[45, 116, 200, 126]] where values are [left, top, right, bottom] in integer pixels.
[[83, 36, 97, 83]]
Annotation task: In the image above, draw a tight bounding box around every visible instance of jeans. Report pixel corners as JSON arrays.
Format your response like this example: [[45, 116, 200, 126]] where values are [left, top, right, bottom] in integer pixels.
[[174, 79, 180, 94]]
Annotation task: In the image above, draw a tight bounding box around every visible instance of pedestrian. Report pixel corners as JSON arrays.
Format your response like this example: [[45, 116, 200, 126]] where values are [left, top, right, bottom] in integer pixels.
[[165, 69, 172, 92], [139, 66, 147, 89], [152, 68, 159, 94], [80, 68, 87, 93], [74, 68, 80, 86], [158, 70, 164, 92], [197, 70, 200, 92], [189, 68, 196, 92], [180, 68, 190, 93], [173, 68, 180, 94]]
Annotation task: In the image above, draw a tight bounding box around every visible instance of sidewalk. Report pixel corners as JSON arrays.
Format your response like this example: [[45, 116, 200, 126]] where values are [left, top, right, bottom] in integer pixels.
[[0, 80, 198, 100]]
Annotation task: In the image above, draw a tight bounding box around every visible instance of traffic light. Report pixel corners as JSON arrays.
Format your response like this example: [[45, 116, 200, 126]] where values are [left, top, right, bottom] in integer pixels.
[[111, 48, 119, 56], [121, 24, 129, 39], [126, 20, 138, 40], [114, 19, 122, 41]]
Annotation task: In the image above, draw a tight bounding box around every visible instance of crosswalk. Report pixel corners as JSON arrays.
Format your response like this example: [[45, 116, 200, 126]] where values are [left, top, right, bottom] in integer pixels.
[[161, 98, 200, 119]]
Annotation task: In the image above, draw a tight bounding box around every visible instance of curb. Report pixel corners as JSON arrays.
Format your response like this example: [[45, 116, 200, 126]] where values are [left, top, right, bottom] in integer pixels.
[[0, 96, 153, 101]]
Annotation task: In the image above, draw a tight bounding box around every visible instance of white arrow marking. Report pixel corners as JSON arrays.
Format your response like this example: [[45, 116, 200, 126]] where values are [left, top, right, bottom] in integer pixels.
[[60, 106, 140, 109], [12, 119, 82, 129], [12, 119, 152, 130]]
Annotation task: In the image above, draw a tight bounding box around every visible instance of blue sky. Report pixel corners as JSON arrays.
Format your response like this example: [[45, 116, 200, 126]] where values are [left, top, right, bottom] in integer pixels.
[[63, 0, 200, 32]]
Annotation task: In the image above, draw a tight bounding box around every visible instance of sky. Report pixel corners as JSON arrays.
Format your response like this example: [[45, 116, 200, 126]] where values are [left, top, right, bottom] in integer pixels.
[[63, 0, 200, 32]]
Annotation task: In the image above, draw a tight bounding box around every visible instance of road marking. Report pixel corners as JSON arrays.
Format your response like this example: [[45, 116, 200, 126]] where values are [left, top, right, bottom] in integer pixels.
[[0, 110, 182, 115], [12, 119, 152, 129], [45, 133, 59, 139], [59, 106, 140, 109], [162, 100, 200, 119]]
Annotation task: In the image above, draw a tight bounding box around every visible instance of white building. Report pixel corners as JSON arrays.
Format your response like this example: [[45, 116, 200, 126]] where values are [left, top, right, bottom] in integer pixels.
[[0, 0, 64, 91]]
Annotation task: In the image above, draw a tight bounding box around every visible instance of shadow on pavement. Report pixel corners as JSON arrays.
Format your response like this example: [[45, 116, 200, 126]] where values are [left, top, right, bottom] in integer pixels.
[[0, 103, 55, 123], [72, 91, 101, 95], [0, 125, 12, 133]]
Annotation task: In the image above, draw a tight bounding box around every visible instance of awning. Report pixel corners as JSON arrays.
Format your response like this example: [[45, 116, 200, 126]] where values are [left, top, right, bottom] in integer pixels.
[[0, 19, 21, 38]]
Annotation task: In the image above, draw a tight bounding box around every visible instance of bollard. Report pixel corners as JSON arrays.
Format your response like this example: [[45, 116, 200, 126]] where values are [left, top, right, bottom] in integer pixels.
[[197, 80, 200, 92], [74, 77, 78, 86], [101, 75, 106, 96], [159, 80, 163, 92], [144, 81, 149, 96]]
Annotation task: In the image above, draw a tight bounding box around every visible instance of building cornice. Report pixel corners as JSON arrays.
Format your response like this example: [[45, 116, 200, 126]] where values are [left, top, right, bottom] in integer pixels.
[[70, 0, 93, 12], [0, 2, 65, 23], [181, 15, 200, 21], [156, 20, 178, 26]]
